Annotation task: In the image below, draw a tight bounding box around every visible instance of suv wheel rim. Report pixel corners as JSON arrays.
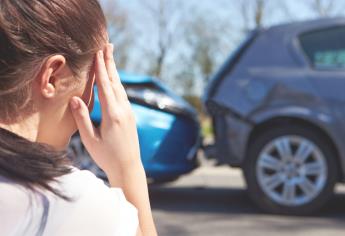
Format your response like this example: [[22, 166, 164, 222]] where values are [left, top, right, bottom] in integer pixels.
[[256, 135, 327, 206]]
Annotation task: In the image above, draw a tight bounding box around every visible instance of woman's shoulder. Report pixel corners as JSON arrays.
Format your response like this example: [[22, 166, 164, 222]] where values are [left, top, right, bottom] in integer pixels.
[[57, 167, 124, 199], [54, 167, 138, 215], [0, 176, 32, 211], [0, 176, 46, 235], [48, 167, 139, 235], [0, 169, 139, 236], [57, 167, 105, 190]]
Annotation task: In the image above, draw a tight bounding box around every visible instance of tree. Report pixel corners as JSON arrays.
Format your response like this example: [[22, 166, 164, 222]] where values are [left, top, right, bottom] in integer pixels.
[[100, 0, 133, 70], [139, 0, 183, 78], [187, 17, 223, 85], [308, 0, 336, 17], [240, 0, 267, 31], [176, 7, 233, 96]]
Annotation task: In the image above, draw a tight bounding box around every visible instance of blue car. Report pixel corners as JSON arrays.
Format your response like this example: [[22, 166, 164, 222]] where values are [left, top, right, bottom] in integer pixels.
[[69, 72, 200, 183]]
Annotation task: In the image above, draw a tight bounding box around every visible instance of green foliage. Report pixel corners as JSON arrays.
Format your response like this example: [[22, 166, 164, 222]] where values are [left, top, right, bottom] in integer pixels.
[[183, 95, 203, 115], [201, 117, 214, 140]]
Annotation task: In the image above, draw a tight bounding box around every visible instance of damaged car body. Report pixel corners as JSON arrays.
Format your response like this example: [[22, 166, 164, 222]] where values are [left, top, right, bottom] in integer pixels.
[[204, 18, 345, 214]]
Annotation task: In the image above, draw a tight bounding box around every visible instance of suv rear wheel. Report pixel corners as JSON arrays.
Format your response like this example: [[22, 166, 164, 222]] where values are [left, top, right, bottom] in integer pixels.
[[244, 125, 338, 215]]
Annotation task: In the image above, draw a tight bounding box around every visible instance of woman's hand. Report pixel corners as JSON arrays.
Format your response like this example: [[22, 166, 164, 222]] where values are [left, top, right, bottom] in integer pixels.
[[69, 44, 157, 236], [69, 44, 142, 178]]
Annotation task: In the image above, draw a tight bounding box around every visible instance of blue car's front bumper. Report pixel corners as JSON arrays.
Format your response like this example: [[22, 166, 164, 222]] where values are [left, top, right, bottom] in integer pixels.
[[133, 103, 199, 179]]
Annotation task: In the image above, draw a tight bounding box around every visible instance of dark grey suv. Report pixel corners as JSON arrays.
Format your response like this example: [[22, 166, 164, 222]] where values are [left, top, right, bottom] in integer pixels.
[[204, 18, 345, 214]]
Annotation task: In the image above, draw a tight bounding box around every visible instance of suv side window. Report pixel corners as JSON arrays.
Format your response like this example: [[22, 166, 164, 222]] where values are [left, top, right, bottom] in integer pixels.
[[299, 27, 345, 69]]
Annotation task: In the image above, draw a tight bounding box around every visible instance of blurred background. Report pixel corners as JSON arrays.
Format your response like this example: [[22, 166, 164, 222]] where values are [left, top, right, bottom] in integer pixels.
[[92, 0, 345, 235], [100, 0, 345, 105]]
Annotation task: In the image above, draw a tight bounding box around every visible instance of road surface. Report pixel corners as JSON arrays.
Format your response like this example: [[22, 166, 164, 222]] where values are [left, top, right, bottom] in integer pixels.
[[150, 161, 345, 236]]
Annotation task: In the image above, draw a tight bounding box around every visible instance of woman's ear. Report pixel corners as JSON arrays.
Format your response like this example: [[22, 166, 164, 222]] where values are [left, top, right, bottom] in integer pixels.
[[37, 55, 67, 99]]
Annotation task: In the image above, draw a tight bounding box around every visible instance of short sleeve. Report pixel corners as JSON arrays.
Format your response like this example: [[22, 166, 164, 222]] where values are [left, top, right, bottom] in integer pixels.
[[0, 179, 45, 236], [108, 188, 139, 236], [60, 169, 140, 236], [0, 169, 140, 236]]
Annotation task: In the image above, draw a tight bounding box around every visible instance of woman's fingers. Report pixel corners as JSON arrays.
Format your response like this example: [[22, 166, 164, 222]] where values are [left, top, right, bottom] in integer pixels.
[[95, 50, 117, 118], [104, 44, 129, 102], [104, 44, 116, 83], [70, 96, 98, 147]]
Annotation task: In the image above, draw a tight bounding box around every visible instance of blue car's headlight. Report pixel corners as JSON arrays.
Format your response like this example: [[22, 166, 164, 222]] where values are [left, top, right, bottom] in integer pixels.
[[125, 84, 197, 119], [126, 86, 179, 110]]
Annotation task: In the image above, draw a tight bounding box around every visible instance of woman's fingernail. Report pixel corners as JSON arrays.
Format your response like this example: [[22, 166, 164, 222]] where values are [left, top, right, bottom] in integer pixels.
[[110, 43, 114, 53], [99, 50, 103, 58], [70, 98, 79, 110]]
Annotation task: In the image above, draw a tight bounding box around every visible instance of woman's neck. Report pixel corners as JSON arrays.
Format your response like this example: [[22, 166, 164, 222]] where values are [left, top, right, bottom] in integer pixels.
[[0, 114, 39, 142]]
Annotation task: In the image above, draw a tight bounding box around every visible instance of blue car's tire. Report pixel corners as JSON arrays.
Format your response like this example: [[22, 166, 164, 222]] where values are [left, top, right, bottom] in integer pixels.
[[149, 177, 180, 186]]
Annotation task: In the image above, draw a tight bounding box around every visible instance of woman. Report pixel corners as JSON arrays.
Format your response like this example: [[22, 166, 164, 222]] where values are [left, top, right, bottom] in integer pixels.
[[0, 0, 157, 235]]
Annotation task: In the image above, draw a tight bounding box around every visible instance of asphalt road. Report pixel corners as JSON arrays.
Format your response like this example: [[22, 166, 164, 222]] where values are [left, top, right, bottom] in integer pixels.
[[149, 162, 345, 236]]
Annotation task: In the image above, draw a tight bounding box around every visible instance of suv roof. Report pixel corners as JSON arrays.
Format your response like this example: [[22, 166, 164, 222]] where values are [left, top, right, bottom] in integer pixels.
[[266, 17, 345, 36]]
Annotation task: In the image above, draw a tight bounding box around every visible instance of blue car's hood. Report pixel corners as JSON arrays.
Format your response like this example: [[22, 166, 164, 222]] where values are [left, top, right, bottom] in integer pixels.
[[91, 71, 199, 123], [119, 71, 153, 84]]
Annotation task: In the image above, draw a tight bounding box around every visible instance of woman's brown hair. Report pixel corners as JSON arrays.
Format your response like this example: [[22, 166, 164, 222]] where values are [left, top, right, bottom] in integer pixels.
[[0, 0, 107, 198]]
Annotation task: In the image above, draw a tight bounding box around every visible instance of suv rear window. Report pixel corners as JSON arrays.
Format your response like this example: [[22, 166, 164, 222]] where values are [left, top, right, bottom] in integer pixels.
[[299, 26, 345, 69]]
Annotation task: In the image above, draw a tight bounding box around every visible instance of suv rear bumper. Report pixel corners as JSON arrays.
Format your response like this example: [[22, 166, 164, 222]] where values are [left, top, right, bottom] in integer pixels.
[[210, 114, 252, 167]]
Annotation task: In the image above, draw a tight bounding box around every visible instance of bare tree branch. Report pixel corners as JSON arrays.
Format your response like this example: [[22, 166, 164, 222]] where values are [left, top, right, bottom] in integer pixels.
[[239, 0, 266, 31], [307, 0, 336, 17], [140, 0, 181, 78], [101, 0, 133, 69]]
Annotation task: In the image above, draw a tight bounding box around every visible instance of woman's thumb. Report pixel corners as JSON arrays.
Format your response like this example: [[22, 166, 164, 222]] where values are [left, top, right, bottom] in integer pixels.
[[70, 96, 96, 146]]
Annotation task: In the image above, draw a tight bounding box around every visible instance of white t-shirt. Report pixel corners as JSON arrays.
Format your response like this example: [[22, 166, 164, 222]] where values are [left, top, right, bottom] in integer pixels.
[[0, 168, 139, 236]]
